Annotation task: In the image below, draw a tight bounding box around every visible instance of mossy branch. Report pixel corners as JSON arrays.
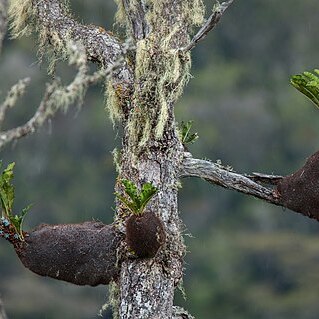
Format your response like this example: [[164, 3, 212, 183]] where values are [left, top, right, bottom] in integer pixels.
[[0, 42, 127, 150], [8, 0, 131, 77], [182, 0, 234, 52]]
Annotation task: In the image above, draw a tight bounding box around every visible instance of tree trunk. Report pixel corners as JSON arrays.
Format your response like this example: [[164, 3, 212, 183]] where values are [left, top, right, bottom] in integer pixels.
[[113, 1, 205, 318]]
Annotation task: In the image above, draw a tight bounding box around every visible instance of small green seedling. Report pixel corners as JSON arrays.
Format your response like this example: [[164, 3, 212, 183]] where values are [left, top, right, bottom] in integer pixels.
[[180, 120, 199, 145], [290, 69, 319, 108], [115, 179, 157, 215], [0, 162, 31, 240]]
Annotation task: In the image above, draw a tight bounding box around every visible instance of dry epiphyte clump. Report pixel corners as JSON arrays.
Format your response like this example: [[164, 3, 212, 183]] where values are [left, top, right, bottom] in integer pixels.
[[276, 150, 319, 220], [15, 222, 123, 286], [116, 179, 166, 258]]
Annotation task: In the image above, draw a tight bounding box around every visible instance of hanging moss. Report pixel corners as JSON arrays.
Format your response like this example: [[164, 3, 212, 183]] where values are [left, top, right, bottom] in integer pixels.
[[8, 0, 34, 38], [114, 0, 205, 153], [127, 36, 192, 152], [105, 80, 125, 124]]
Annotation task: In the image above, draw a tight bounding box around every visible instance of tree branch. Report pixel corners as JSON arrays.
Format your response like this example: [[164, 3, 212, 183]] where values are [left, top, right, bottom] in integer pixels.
[[9, 0, 133, 83], [0, 78, 30, 127], [172, 306, 194, 319], [246, 172, 283, 185], [180, 151, 319, 223], [182, 0, 234, 52], [0, 42, 126, 150], [179, 153, 281, 206], [120, 0, 150, 40]]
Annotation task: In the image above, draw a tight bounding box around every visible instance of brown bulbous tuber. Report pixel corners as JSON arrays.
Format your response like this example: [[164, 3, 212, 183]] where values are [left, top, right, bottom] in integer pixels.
[[276, 150, 319, 220], [126, 211, 166, 258], [14, 221, 123, 286]]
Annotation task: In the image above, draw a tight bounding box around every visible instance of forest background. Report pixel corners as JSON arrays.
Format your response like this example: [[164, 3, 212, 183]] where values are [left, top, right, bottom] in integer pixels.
[[1, 1, 319, 318]]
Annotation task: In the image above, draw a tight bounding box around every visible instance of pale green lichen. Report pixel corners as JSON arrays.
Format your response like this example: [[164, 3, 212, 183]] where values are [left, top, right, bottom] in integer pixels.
[[114, 0, 127, 27], [116, 0, 204, 153], [127, 37, 192, 151], [8, 0, 34, 38], [8, 0, 72, 73], [112, 148, 122, 173], [105, 81, 125, 125]]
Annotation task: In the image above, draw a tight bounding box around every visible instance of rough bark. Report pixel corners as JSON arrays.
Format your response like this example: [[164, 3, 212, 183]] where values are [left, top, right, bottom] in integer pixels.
[[180, 153, 281, 205], [28, 0, 133, 84], [113, 1, 204, 318]]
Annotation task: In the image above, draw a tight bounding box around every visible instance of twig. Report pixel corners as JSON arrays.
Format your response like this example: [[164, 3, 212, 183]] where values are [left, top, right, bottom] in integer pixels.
[[246, 172, 283, 185], [0, 78, 30, 127], [0, 43, 126, 150], [182, 0, 234, 52]]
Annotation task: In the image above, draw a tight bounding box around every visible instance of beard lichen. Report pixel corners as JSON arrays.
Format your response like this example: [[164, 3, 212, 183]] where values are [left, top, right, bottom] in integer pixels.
[[113, 0, 205, 153], [8, 0, 34, 38], [126, 34, 191, 153], [8, 0, 72, 73]]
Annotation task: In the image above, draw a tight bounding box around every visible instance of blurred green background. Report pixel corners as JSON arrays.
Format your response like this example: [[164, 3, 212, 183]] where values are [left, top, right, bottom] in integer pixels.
[[1, 1, 319, 318]]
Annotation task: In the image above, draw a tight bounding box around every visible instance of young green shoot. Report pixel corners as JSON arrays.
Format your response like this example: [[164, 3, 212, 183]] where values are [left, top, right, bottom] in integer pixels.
[[115, 179, 157, 215], [0, 162, 31, 240], [180, 120, 199, 145]]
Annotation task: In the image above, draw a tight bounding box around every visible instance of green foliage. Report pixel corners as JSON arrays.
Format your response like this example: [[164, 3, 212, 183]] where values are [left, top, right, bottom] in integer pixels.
[[115, 179, 157, 215], [0, 162, 30, 240], [0, 162, 15, 216], [180, 120, 199, 145], [290, 69, 319, 108]]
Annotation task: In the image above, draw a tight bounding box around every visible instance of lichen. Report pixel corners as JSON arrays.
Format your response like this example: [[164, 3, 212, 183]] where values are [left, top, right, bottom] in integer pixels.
[[114, 0, 127, 27], [8, 0, 73, 73], [127, 37, 191, 152], [116, 0, 205, 153], [8, 0, 34, 38], [105, 80, 125, 124]]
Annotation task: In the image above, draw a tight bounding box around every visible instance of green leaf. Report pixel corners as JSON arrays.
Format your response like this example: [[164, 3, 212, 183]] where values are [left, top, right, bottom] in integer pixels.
[[0, 162, 31, 240], [116, 179, 158, 215], [115, 193, 138, 214], [139, 182, 158, 213], [0, 162, 15, 216], [121, 179, 141, 208], [290, 69, 319, 108], [180, 121, 199, 145]]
